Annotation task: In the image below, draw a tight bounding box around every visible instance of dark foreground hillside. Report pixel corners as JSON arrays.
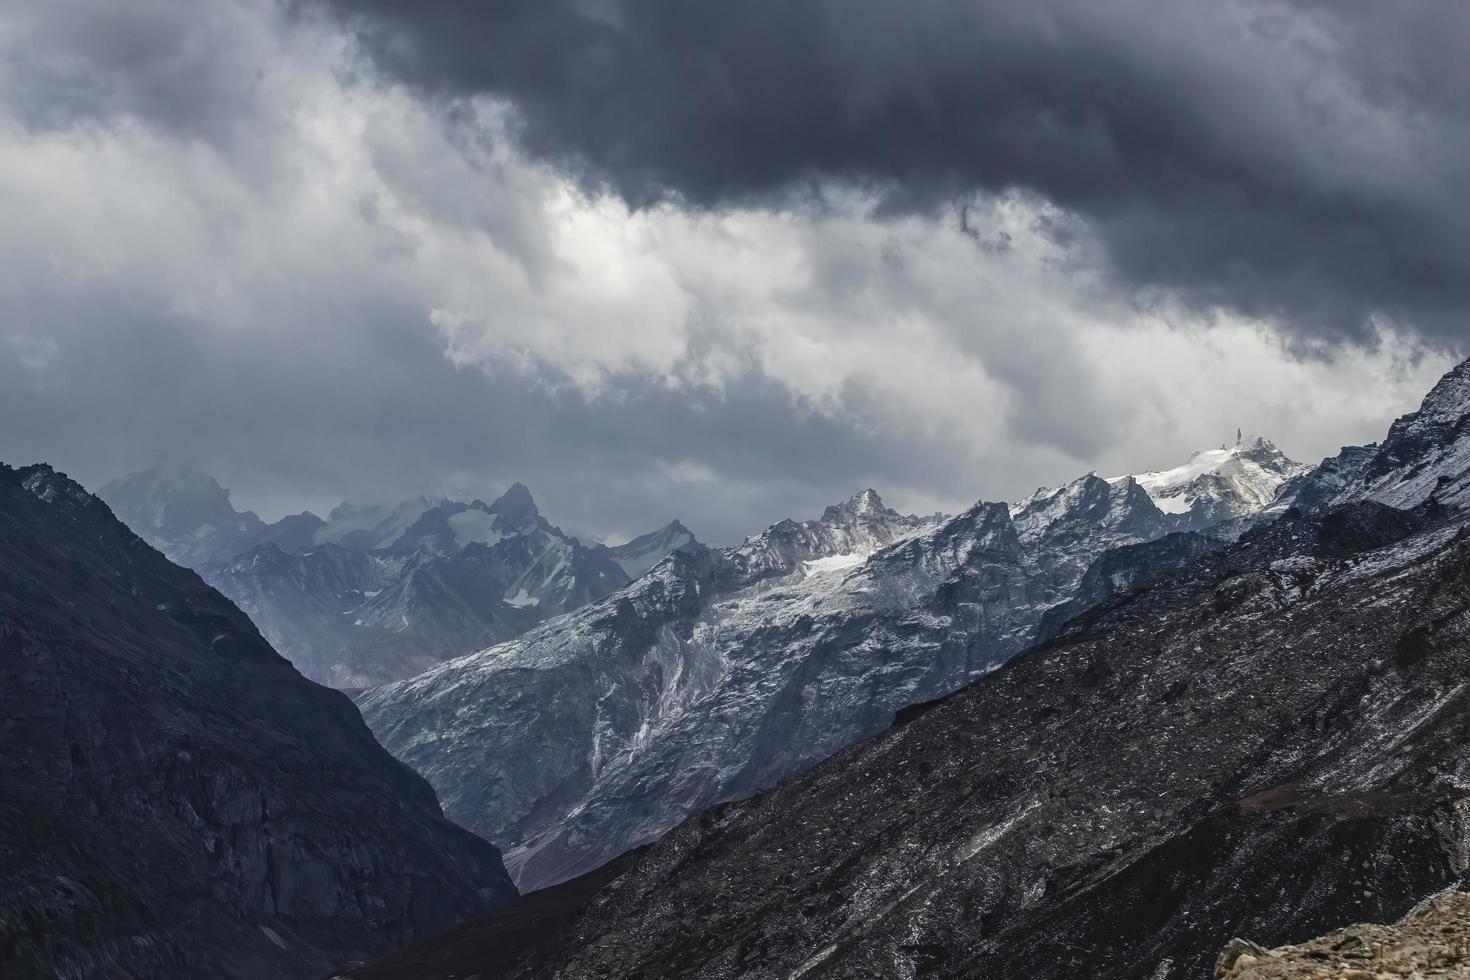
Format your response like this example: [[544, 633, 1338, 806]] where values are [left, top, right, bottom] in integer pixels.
[[0, 464, 516, 979]]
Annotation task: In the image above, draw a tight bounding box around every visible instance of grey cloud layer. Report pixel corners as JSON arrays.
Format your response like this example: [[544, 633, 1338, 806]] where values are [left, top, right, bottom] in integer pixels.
[[323, 0, 1469, 345], [0, 0, 1463, 547]]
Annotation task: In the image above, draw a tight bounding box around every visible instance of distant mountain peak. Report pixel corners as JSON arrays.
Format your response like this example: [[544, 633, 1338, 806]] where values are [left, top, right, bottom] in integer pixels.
[[487, 481, 539, 525], [1112, 436, 1308, 528], [607, 518, 705, 580], [98, 463, 268, 566], [821, 487, 890, 525]]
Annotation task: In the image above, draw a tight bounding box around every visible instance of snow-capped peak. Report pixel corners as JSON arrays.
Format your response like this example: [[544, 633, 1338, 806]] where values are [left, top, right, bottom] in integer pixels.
[[607, 519, 705, 580], [821, 488, 888, 525], [1110, 435, 1308, 524]]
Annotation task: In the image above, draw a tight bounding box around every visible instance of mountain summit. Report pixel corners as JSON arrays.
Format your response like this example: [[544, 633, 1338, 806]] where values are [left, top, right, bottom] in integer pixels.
[[485, 481, 539, 527], [1110, 435, 1309, 530], [606, 519, 705, 580]]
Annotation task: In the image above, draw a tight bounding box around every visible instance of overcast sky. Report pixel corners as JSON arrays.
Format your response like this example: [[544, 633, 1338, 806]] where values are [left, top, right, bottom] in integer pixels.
[[1, 0, 1465, 545]]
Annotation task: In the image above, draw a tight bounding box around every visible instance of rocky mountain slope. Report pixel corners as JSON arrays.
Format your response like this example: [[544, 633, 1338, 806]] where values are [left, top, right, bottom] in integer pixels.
[[360, 477, 1192, 892], [103, 472, 697, 687], [1277, 359, 1470, 518], [0, 464, 516, 979], [343, 357, 1470, 980]]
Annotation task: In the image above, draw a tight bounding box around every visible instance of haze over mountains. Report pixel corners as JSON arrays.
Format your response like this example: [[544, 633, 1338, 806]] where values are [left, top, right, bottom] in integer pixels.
[[100, 474, 704, 687]]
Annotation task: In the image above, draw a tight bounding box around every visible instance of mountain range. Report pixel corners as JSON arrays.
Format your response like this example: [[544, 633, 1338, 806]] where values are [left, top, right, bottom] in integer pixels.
[[100, 475, 704, 687], [358, 433, 1315, 891], [10, 358, 1467, 980], [344, 358, 1470, 979]]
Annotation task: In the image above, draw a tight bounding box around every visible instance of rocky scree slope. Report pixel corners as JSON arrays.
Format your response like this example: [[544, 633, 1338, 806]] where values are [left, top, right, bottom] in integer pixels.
[[0, 464, 516, 980], [1215, 889, 1470, 979], [360, 478, 1184, 892]]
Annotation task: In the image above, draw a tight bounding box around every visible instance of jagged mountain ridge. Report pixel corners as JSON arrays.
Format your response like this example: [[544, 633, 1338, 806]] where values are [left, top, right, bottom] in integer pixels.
[[0, 463, 516, 980], [360, 371, 1470, 898], [340, 357, 1470, 980], [208, 492, 634, 688], [360, 478, 1183, 891], [102, 472, 699, 686], [1276, 359, 1470, 518]]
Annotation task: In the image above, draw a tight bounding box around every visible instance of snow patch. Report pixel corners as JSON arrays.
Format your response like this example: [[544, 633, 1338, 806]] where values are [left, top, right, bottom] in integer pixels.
[[803, 553, 868, 577]]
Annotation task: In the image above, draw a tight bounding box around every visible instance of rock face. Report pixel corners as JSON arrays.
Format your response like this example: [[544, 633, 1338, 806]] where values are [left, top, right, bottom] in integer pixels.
[[1345, 358, 1470, 512], [360, 478, 1186, 892], [102, 471, 695, 687], [1277, 358, 1470, 521], [0, 463, 516, 980], [1216, 890, 1470, 979]]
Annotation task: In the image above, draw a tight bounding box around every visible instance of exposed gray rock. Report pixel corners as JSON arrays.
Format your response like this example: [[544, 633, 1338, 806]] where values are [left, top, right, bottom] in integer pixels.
[[210, 518, 630, 688], [336, 358, 1470, 980]]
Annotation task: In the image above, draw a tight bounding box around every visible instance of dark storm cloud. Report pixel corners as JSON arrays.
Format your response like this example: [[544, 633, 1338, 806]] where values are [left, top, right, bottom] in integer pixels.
[[0, 273, 973, 546], [321, 0, 1469, 345]]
